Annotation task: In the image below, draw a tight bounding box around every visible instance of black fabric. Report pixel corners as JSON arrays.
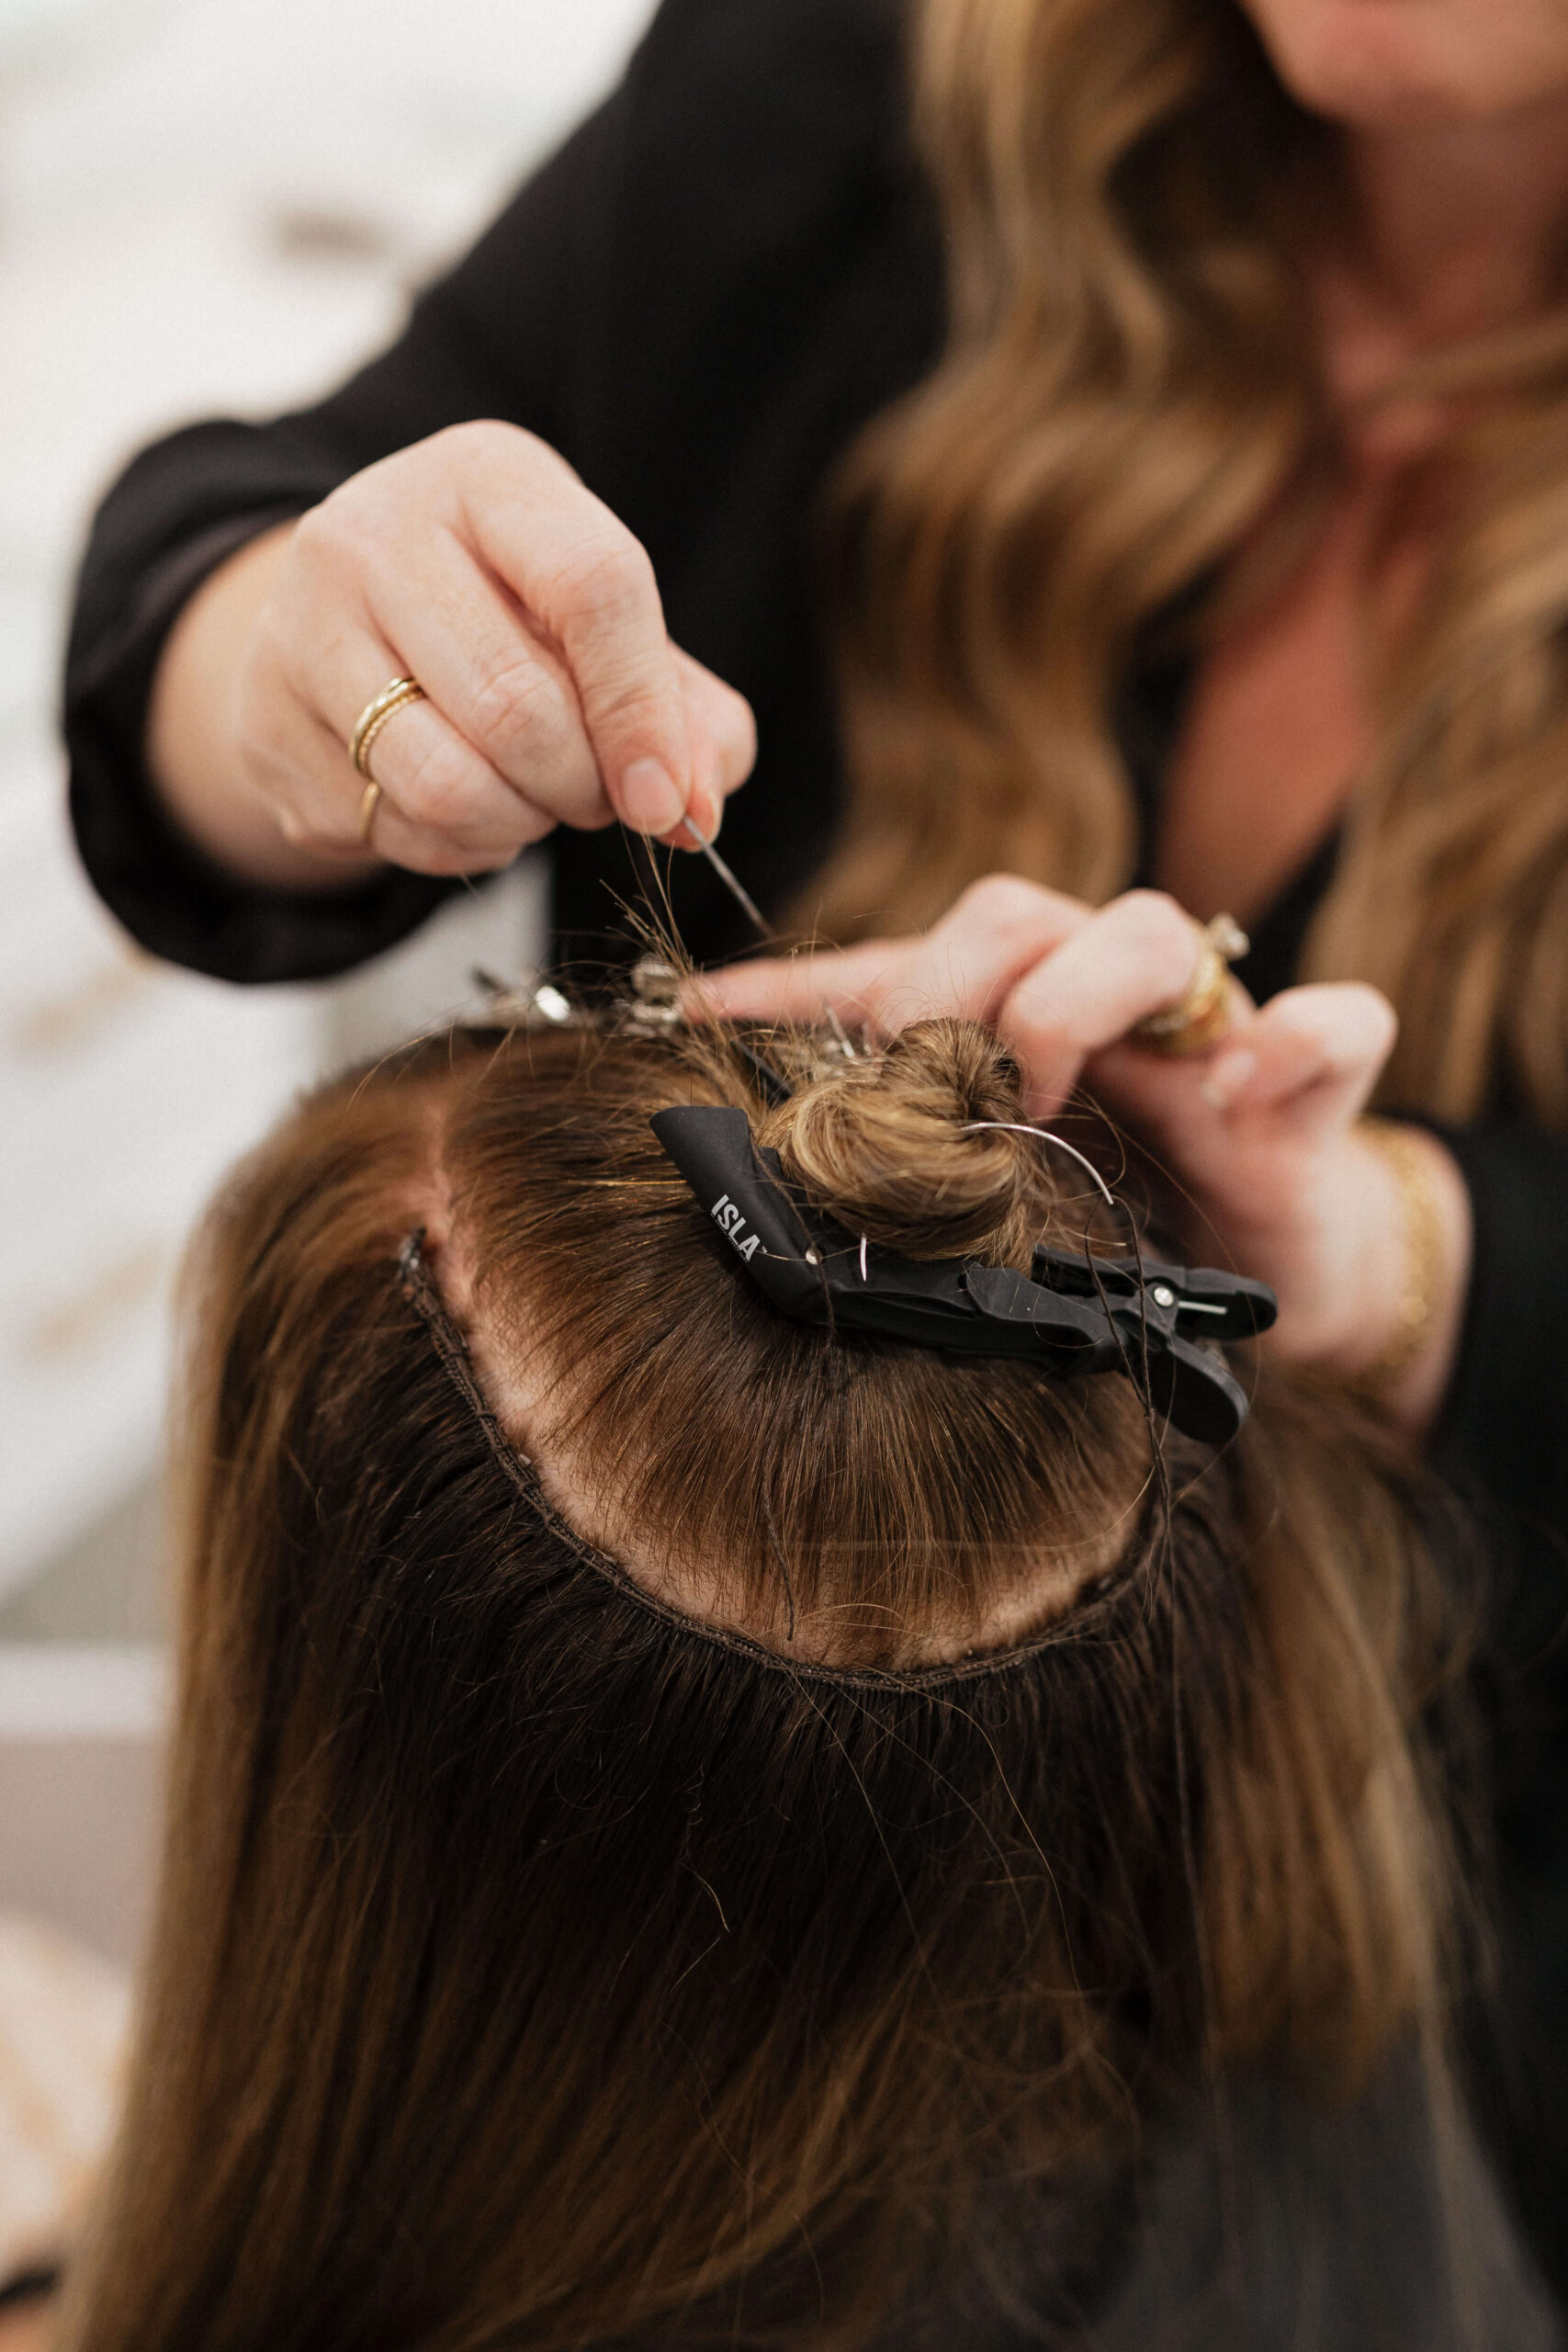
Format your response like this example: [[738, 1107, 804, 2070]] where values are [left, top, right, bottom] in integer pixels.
[[62, 0, 1568, 2304], [65, 0, 942, 982], [1076, 2059, 1561, 2352]]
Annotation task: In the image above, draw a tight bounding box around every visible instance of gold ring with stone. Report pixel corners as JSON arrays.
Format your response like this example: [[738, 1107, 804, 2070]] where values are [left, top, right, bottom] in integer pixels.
[[1133, 913, 1249, 1057], [349, 674, 426, 781]]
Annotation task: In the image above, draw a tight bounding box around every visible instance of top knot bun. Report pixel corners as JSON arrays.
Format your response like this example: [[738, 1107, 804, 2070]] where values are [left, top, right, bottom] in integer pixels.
[[758, 1020, 1068, 1265]]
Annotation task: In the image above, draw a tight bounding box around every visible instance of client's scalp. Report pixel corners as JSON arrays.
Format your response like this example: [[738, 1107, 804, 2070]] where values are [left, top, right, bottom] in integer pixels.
[[434, 1017, 1153, 1666]]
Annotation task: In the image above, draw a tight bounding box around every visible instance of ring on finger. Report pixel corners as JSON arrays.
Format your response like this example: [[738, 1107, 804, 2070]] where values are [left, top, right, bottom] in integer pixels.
[[1134, 913, 1249, 1057], [348, 674, 427, 782]]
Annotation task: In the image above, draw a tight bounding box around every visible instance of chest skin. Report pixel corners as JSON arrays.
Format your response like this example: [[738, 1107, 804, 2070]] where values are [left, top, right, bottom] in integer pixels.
[[1155, 461, 1439, 930]]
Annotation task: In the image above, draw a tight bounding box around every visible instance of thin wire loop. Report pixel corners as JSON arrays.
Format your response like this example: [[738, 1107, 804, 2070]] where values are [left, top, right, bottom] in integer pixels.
[[959, 1121, 1116, 1211]]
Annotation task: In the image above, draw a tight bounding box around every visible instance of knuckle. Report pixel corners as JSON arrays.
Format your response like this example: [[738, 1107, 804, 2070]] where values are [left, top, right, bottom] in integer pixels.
[[554, 529, 658, 626], [391, 731, 490, 832], [953, 873, 1047, 933], [1119, 886, 1187, 933], [999, 981, 1071, 1062], [1121, 890, 1201, 980], [583, 672, 669, 737], [440, 416, 548, 475], [466, 654, 567, 763], [434, 418, 503, 462], [288, 499, 339, 568], [295, 484, 391, 573]]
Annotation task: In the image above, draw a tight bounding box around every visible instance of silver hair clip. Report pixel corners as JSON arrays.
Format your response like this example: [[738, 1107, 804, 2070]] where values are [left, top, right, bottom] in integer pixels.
[[470, 968, 586, 1029], [619, 953, 684, 1036]]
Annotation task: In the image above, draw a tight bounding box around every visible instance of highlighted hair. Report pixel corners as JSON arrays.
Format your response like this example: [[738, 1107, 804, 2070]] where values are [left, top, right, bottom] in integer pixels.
[[822, 0, 1568, 1122]]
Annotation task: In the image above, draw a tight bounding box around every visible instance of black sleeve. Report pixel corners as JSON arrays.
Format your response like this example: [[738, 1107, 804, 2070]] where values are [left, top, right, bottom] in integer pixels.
[[1437, 1125, 1568, 1555], [62, 0, 936, 986], [1432, 1121, 1568, 2281]]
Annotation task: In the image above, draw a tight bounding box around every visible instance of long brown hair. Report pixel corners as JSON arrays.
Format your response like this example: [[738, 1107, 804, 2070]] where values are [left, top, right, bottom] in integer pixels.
[[821, 0, 1568, 1123], [64, 1015, 1461, 2351]]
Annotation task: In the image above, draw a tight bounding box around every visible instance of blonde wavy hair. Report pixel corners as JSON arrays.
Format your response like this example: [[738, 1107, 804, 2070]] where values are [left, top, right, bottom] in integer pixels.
[[819, 0, 1568, 1124]]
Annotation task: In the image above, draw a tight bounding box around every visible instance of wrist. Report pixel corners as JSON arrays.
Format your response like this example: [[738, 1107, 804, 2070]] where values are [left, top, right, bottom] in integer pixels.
[[1292, 1121, 1472, 1430]]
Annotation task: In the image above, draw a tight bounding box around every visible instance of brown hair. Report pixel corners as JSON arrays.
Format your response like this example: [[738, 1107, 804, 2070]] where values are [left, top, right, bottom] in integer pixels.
[[820, 0, 1568, 1122], [65, 1016, 1461, 2351]]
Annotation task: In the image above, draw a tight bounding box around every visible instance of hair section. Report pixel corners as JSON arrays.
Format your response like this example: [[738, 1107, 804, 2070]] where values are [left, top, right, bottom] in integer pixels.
[[62, 1019, 1465, 2352]]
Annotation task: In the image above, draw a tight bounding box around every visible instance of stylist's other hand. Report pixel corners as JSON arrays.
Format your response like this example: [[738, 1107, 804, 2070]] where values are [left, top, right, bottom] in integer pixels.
[[148, 423, 756, 885], [695, 876, 1471, 1429]]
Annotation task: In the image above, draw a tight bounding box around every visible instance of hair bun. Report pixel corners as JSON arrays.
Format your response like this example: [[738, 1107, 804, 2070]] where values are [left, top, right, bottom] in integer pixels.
[[759, 1020, 1061, 1264]]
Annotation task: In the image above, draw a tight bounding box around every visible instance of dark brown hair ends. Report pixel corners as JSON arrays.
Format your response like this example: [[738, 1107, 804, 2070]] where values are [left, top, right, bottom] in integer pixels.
[[63, 1020, 1461, 2352]]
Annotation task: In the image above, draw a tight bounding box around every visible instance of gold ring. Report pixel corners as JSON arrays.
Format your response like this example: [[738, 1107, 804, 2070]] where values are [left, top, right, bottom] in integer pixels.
[[1134, 913, 1249, 1057], [357, 778, 383, 846], [349, 674, 426, 782]]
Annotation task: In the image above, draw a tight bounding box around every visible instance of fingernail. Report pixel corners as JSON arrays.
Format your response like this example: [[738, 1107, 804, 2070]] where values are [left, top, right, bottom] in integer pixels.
[[1201, 1047, 1258, 1109], [677, 791, 720, 849], [621, 758, 685, 835], [694, 780, 724, 843]]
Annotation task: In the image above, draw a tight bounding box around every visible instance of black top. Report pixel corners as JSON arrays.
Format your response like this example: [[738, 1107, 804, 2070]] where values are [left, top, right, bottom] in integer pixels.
[[62, 0, 1568, 2301]]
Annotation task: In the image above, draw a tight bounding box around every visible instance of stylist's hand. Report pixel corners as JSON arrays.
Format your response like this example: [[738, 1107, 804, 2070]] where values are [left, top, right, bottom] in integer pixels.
[[694, 876, 1471, 1428], [148, 422, 757, 885]]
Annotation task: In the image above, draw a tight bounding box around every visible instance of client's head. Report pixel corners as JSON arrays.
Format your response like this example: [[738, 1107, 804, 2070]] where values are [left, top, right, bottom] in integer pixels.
[[69, 1012, 1459, 2352]]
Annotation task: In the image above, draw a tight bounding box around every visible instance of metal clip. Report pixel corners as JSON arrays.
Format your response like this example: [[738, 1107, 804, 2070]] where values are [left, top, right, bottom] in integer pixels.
[[620, 954, 685, 1036], [469, 968, 583, 1028]]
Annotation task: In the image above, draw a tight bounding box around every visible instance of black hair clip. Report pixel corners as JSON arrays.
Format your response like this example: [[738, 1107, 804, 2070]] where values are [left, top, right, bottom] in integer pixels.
[[651, 1105, 1275, 1445]]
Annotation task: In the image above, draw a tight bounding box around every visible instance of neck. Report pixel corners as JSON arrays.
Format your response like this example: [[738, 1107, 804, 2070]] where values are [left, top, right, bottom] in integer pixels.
[[1345, 97, 1568, 341]]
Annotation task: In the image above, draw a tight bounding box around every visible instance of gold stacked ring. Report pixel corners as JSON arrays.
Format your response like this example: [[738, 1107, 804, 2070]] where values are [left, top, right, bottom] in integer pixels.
[[349, 675, 426, 847], [1134, 912, 1249, 1057], [350, 674, 426, 777]]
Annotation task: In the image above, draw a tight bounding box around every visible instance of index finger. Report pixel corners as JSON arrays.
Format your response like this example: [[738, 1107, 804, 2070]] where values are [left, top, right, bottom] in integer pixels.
[[465, 438, 694, 837], [999, 890, 1206, 1114], [690, 875, 1091, 1032], [686, 939, 904, 1027]]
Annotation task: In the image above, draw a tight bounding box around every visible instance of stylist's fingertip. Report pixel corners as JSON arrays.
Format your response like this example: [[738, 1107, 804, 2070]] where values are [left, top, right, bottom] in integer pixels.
[[678, 970, 746, 1023], [1201, 1046, 1258, 1110], [619, 757, 687, 835], [670, 779, 722, 848]]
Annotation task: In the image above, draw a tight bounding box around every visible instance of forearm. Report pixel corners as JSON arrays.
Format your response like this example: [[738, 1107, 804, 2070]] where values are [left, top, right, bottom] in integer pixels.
[[146, 523, 374, 891], [1211, 1122, 1470, 1436]]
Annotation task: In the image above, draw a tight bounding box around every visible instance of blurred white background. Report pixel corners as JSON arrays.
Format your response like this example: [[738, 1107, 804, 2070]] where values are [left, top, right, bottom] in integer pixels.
[[0, 0, 652, 1959]]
